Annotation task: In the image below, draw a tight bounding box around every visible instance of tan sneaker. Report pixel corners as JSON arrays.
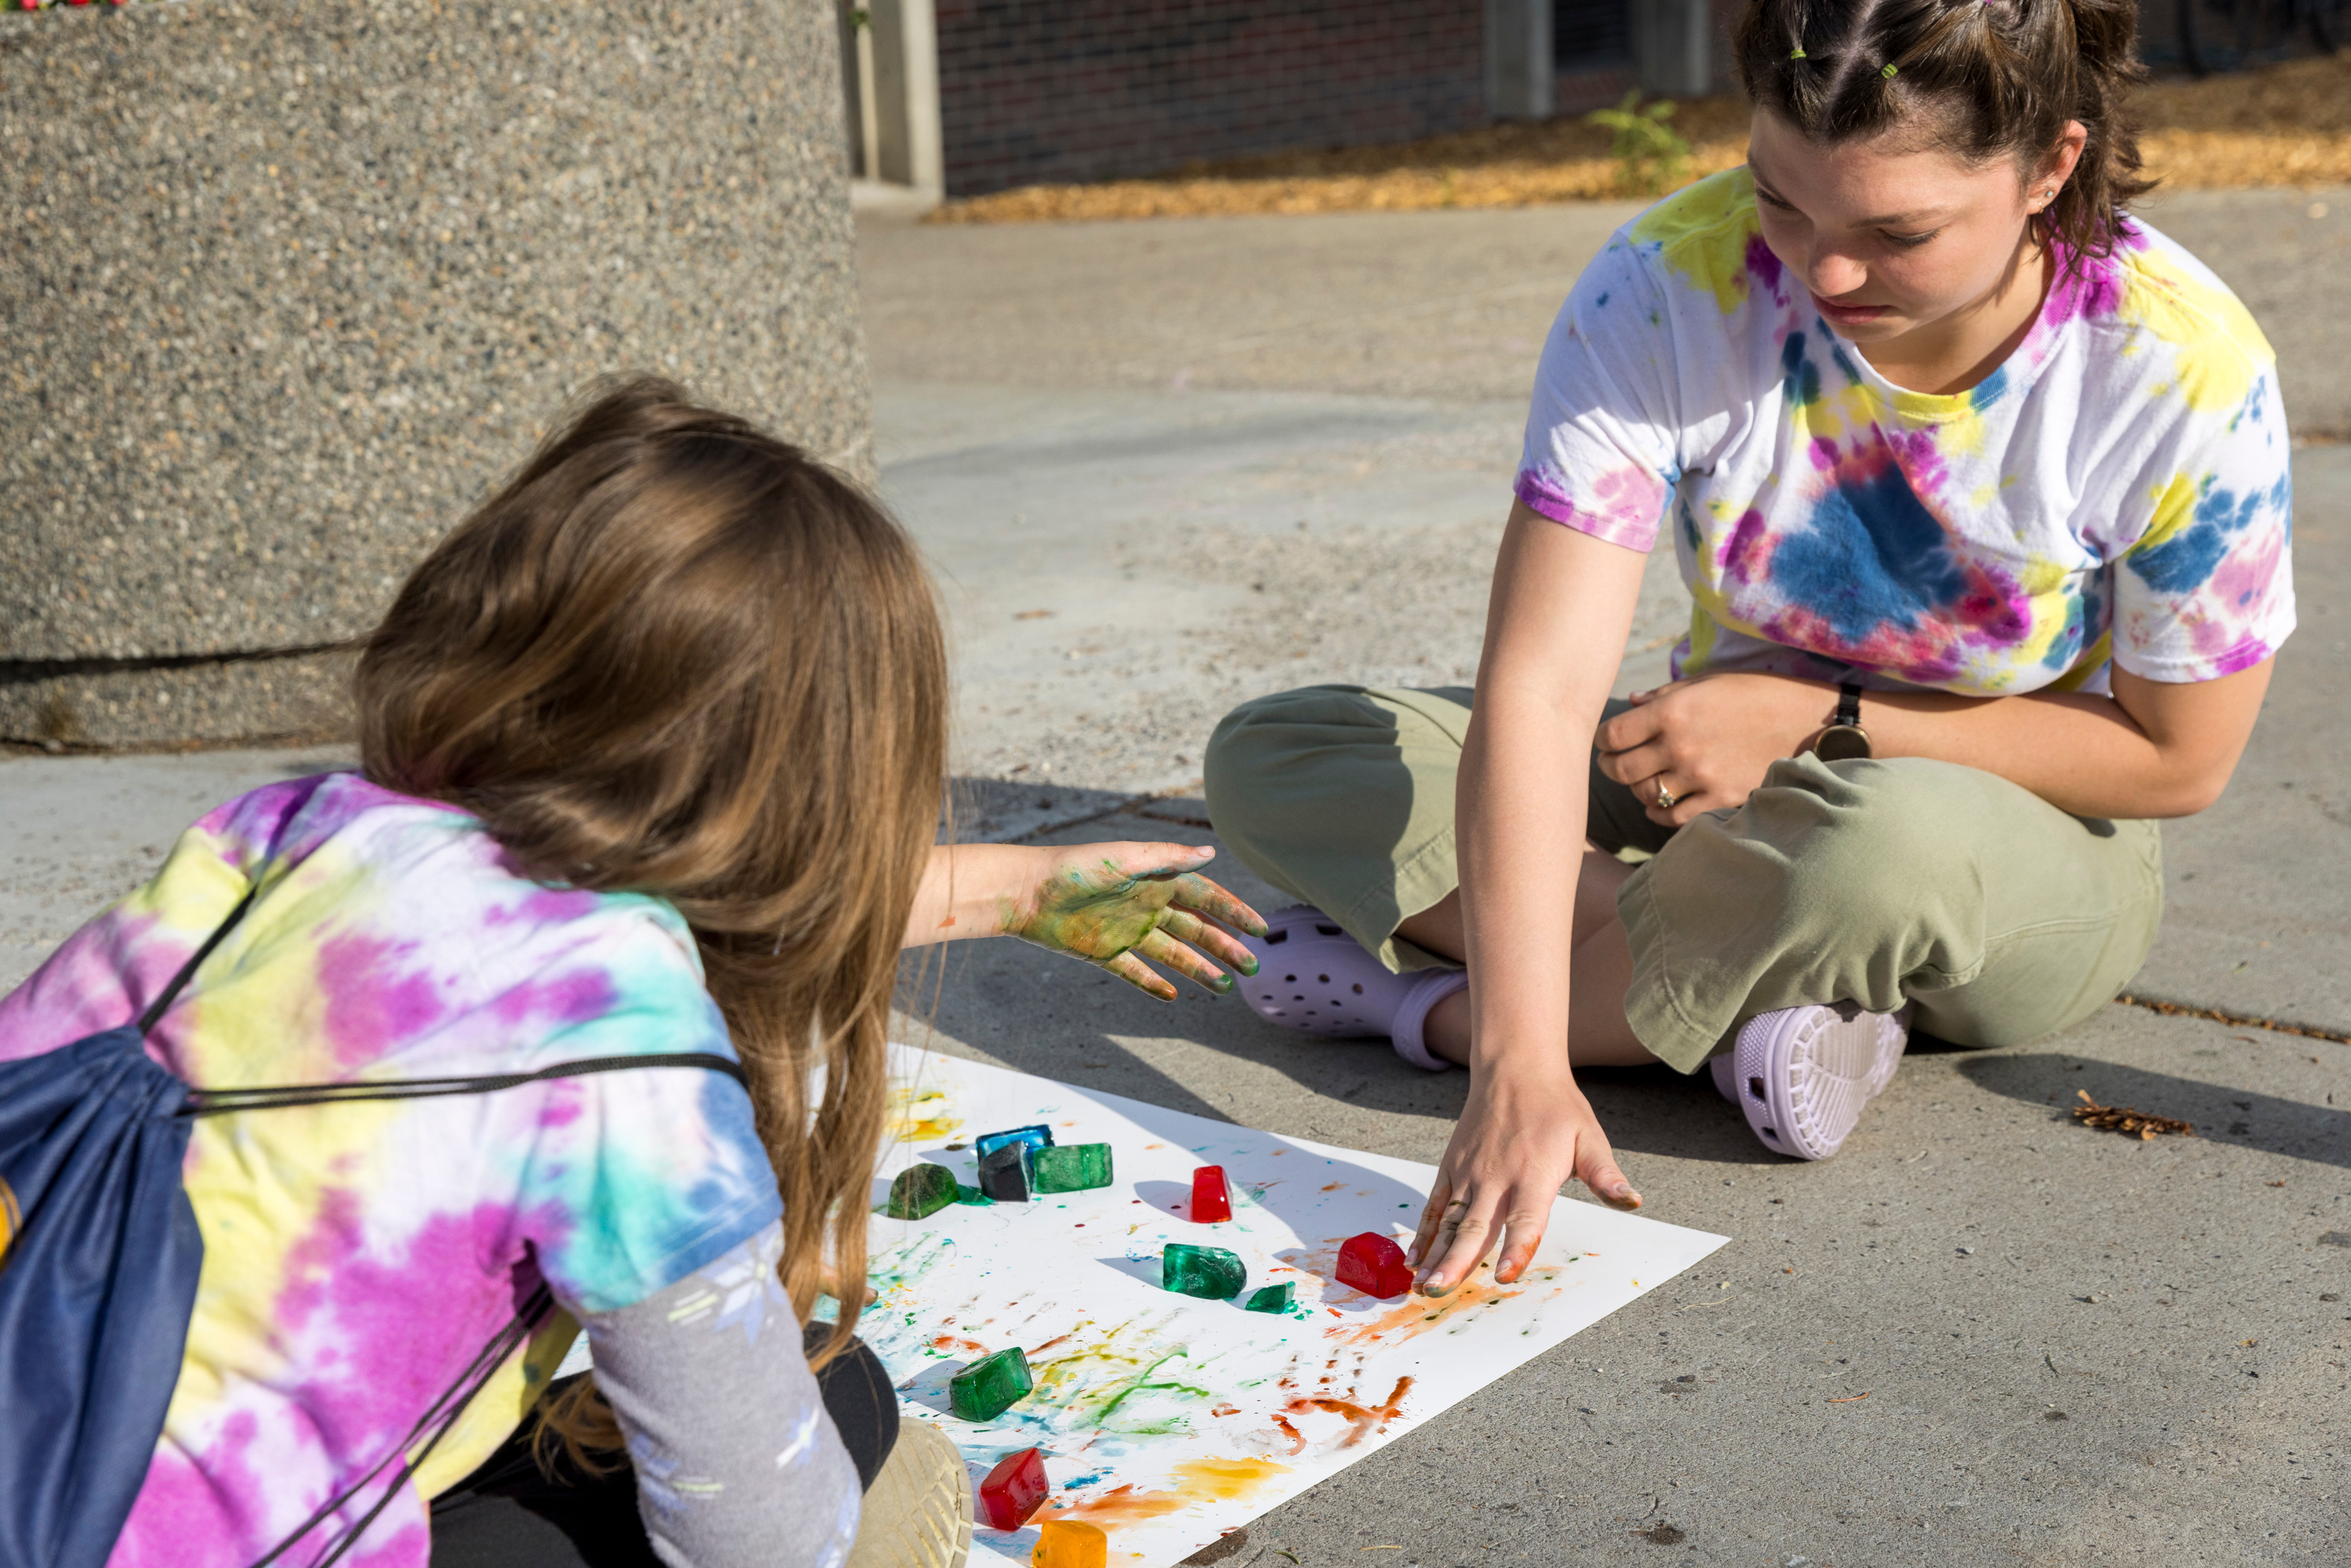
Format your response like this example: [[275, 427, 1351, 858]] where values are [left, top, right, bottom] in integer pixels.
[[844, 1420, 973, 1568]]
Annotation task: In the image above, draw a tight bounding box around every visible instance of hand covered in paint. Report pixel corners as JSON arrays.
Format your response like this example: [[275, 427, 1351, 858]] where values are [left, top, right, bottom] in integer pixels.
[[999, 842, 1270, 1001], [1596, 672, 1836, 826], [1411, 1064, 1639, 1297]]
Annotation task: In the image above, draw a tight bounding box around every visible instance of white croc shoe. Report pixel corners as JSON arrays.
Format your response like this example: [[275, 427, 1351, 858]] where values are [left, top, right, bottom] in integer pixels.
[[1708, 1001, 1911, 1161], [1237, 906, 1468, 1072]]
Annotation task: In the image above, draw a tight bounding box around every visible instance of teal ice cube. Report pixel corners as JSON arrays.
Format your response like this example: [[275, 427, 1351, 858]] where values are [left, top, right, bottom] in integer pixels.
[[1244, 1281, 1294, 1313], [1031, 1142, 1113, 1194], [948, 1345, 1034, 1421], [975, 1124, 1055, 1160], [1163, 1243, 1247, 1300]]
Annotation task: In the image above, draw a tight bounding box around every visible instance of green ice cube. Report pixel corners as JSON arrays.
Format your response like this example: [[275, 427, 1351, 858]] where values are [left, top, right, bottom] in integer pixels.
[[948, 1345, 1034, 1421], [1163, 1243, 1247, 1300], [1244, 1281, 1294, 1313], [1030, 1142, 1113, 1193], [885, 1162, 958, 1219]]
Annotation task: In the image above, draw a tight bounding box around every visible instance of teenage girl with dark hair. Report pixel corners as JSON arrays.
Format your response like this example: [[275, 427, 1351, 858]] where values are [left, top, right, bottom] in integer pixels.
[[0, 380, 1264, 1567], [1205, 0, 2291, 1295]]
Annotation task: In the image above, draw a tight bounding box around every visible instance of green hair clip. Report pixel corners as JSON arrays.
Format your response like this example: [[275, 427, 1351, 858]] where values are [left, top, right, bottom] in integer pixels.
[[1881, 62, 1900, 78], [1789, 45, 1807, 59]]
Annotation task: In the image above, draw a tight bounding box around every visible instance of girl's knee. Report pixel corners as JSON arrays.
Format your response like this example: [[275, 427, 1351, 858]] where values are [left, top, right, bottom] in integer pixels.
[[1204, 686, 1383, 814], [1756, 756, 1984, 876]]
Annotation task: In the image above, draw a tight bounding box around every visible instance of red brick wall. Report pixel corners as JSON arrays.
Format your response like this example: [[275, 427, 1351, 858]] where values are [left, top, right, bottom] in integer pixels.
[[935, 1, 1489, 197]]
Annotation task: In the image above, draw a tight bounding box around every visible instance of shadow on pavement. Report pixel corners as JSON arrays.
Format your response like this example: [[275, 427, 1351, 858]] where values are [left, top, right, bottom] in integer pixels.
[[903, 931, 1774, 1168], [1955, 1051, 2349, 1171]]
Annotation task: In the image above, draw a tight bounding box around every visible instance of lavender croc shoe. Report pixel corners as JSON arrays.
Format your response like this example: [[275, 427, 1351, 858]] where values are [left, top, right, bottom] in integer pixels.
[[1238, 906, 1467, 1073], [1710, 1000, 1911, 1161]]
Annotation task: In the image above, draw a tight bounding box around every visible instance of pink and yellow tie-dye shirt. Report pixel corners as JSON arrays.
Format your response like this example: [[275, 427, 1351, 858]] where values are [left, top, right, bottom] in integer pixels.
[[1516, 168, 2295, 694], [0, 770, 782, 1567]]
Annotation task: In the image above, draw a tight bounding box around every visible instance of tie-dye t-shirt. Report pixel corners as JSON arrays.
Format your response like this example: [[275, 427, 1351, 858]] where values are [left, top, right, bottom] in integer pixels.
[[1516, 168, 2295, 694], [0, 770, 782, 1567]]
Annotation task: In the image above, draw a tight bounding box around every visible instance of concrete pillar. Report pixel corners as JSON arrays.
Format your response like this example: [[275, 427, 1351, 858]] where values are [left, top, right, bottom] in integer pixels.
[[1486, 0, 1556, 121], [0, 0, 871, 750], [1633, 0, 1713, 97], [868, 0, 944, 197]]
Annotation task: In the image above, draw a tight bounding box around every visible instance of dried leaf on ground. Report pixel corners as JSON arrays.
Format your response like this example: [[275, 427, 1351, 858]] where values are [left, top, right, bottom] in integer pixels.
[[932, 56, 2351, 226], [2070, 1088, 2197, 1140]]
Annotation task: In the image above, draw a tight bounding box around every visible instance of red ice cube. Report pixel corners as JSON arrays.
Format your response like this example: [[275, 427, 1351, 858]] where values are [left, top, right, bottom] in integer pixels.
[[1335, 1231, 1414, 1298], [1190, 1165, 1233, 1223], [977, 1444, 1049, 1530]]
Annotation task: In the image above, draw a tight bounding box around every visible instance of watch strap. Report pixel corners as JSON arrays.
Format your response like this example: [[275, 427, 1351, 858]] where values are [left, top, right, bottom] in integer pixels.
[[1835, 680, 1863, 728]]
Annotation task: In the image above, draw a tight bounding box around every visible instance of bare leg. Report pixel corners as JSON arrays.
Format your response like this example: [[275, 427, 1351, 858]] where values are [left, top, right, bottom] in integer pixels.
[[1393, 846, 1653, 1068]]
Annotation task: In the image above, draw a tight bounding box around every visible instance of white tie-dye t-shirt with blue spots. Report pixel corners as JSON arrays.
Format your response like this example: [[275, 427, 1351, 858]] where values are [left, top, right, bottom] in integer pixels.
[[1516, 168, 2293, 695]]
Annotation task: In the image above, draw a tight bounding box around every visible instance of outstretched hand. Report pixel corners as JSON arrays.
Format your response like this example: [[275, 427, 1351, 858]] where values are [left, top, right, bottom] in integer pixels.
[[1410, 1065, 1640, 1295], [1000, 842, 1269, 1001]]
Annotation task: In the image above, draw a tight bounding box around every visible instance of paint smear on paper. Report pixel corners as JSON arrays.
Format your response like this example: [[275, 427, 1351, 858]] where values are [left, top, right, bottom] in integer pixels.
[[886, 1085, 963, 1143], [864, 1044, 1729, 1568], [1042, 1455, 1292, 1527], [1282, 1375, 1413, 1448]]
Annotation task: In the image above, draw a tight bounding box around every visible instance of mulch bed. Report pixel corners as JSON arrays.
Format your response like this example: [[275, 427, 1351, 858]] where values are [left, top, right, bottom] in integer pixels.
[[933, 55, 2351, 225]]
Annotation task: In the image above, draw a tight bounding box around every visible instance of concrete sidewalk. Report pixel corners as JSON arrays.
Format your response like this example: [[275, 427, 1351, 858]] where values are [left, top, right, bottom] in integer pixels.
[[2, 187, 2345, 1566]]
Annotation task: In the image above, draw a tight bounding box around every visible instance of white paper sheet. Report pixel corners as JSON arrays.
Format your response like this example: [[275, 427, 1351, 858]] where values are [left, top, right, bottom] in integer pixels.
[[864, 1045, 1728, 1566]]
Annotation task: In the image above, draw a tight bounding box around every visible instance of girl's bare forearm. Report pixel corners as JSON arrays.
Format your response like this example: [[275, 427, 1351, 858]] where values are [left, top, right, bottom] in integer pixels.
[[1851, 660, 2270, 820], [902, 843, 1039, 948], [1457, 683, 1594, 1081], [1456, 508, 1652, 1079]]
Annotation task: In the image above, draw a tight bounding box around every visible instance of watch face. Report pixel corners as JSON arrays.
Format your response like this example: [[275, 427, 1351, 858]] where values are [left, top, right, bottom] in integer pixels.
[[1815, 725, 1872, 762]]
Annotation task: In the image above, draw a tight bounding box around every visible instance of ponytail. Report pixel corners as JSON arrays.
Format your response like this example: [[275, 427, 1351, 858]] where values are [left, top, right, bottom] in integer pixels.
[[1735, 0, 2154, 266]]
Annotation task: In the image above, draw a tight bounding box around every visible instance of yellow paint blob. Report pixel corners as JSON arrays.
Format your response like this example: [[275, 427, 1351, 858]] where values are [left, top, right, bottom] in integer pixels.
[[1041, 1455, 1291, 1531], [883, 1085, 962, 1143]]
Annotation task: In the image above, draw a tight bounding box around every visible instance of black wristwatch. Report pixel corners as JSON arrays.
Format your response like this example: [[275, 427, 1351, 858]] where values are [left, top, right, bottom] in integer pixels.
[[1812, 680, 1872, 762]]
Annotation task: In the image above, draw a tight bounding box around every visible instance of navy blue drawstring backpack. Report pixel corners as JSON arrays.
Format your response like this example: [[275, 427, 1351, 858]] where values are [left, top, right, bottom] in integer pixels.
[[0, 887, 750, 1568]]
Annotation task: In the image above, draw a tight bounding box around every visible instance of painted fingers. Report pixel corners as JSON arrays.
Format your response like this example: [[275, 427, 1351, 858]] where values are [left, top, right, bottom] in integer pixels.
[[1098, 950, 1179, 1002], [1131, 927, 1234, 994], [1167, 870, 1270, 941], [1154, 900, 1262, 977]]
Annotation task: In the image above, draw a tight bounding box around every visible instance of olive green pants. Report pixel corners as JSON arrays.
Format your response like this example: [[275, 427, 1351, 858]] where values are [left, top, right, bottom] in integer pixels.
[[1201, 685, 2165, 1074]]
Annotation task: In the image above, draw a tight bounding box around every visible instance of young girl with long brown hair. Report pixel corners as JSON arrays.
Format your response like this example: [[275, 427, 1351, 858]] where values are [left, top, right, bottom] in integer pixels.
[[0, 378, 1264, 1568], [1208, 0, 2290, 1294]]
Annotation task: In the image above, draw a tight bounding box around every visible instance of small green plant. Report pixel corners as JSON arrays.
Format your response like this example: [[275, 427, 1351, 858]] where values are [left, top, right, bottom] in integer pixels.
[[1586, 90, 1693, 197]]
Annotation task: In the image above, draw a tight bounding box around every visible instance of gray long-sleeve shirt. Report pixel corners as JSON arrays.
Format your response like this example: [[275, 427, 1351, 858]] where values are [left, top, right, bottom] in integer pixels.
[[574, 1219, 863, 1568]]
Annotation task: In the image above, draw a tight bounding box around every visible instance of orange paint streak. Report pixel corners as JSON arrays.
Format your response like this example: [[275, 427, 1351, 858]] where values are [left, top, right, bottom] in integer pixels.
[[1288, 1382, 1411, 1458], [1320, 1182, 1343, 1191], [929, 1334, 987, 1356], [1270, 1414, 1307, 1455], [1281, 1376, 1413, 1448], [1040, 1457, 1292, 1530], [1027, 1334, 1073, 1356], [1322, 1280, 1517, 1349], [1212, 1404, 1240, 1417]]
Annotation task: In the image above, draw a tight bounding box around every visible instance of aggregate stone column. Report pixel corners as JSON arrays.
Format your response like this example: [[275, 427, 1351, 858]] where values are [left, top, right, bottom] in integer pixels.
[[0, 0, 869, 748]]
